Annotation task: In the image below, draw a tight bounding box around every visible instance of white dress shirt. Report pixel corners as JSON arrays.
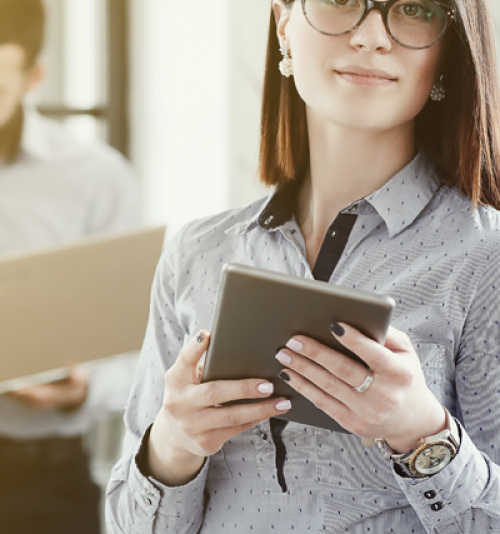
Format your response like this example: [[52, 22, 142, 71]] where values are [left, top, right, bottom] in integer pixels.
[[0, 107, 142, 438]]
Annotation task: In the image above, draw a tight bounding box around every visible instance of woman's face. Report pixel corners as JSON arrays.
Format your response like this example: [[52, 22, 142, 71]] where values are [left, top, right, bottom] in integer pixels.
[[275, 0, 444, 132]]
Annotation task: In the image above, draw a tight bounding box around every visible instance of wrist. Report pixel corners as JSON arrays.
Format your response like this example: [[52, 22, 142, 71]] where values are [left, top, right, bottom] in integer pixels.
[[386, 404, 447, 454], [376, 407, 460, 478], [147, 417, 205, 486]]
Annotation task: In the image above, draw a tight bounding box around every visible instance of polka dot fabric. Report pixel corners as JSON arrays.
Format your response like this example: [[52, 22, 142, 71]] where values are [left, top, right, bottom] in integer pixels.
[[106, 154, 500, 533]]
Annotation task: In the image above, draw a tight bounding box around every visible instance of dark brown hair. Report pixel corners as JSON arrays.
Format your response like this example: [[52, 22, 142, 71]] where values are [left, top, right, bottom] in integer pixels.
[[0, 0, 45, 68], [259, 0, 500, 210]]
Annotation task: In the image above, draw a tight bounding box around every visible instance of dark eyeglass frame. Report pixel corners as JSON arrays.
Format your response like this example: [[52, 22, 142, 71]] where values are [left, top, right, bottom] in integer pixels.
[[301, 0, 456, 50]]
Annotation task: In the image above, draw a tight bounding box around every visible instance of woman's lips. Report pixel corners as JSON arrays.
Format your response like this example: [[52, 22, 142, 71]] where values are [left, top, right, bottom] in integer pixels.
[[335, 66, 397, 87]]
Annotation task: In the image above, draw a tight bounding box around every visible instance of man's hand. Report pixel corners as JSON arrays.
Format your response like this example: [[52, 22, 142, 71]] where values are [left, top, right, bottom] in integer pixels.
[[6, 366, 89, 412]]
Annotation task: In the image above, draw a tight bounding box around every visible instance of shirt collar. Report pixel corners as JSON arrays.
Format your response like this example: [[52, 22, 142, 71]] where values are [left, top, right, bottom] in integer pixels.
[[364, 152, 441, 237], [19, 105, 52, 160], [226, 152, 441, 238], [225, 178, 301, 236]]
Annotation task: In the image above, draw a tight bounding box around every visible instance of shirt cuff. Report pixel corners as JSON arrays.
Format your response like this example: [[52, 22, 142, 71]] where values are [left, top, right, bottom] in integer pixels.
[[394, 421, 489, 530], [129, 425, 209, 519]]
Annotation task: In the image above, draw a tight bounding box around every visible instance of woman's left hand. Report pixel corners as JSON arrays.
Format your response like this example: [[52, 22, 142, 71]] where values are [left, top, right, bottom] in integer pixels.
[[276, 323, 446, 453]]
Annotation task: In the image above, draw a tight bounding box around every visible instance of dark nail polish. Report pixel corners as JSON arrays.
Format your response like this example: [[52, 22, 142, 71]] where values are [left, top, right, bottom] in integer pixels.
[[278, 371, 291, 382], [330, 323, 345, 337], [196, 333, 204, 343]]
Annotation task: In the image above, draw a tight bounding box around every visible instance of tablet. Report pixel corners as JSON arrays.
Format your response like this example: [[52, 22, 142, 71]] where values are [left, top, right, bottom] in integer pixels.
[[202, 263, 395, 432]]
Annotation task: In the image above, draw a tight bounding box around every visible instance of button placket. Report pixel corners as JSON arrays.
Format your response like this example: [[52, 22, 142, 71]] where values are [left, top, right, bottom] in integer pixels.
[[254, 421, 284, 494], [430, 501, 444, 511]]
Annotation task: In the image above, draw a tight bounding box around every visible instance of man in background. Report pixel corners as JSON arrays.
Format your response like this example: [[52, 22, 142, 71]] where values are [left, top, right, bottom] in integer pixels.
[[0, 1, 142, 532]]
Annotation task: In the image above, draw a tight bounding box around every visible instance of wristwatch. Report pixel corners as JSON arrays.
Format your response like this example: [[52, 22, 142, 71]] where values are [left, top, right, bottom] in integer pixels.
[[373, 407, 461, 478]]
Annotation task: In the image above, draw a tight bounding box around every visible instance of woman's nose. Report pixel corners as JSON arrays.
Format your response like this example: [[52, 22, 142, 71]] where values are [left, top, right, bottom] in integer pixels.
[[349, 10, 392, 52]]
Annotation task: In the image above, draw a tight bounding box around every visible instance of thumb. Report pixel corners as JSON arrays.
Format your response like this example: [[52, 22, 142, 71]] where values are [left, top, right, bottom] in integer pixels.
[[175, 330, 211, 384]]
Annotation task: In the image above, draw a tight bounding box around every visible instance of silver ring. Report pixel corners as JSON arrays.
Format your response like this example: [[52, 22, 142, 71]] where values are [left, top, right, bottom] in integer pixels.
[[353, 370, 374, 393]]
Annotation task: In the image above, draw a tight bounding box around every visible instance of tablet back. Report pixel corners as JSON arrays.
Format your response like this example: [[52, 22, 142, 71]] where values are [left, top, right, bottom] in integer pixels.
[[203, 263, 395, 432]]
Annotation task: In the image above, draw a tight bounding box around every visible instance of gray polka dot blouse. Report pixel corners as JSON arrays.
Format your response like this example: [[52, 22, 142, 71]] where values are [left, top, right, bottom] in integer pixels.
[[106, 153, 500, 534]]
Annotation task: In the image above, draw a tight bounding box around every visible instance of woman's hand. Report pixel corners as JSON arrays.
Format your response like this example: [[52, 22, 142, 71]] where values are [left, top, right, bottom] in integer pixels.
[[148, 330, 291, 486], [6, 366, 89, 412], [275, 323, 446, 453]]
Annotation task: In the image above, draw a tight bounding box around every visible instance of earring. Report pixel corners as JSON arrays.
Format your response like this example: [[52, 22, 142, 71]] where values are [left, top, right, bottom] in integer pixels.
[[279, 47, 294, 78], [430, 75, 446, 102]]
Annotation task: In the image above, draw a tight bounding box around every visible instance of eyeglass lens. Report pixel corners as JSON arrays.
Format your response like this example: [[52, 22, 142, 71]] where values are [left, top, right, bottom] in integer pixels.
[[304, 0, 448, 49]]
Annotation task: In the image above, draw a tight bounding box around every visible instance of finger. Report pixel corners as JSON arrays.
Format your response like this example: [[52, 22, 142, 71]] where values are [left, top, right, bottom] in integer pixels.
[[279, 336, 369, 390], [202, 418, 272, 450], [189, 379, 276, 409], [328, 323, 396, 374], [276, 349, 369, 404], [9, 386, 56, 409], [66, 366, 89, 384], [203, 397, 291, 431], [195, 353, 206, 382], [174, 330, 211, 384], [277, 369, 354, 431], [383, 326, 413, 353]]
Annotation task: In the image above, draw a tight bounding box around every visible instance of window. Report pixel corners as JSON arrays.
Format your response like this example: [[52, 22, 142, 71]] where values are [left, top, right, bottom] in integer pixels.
[[36, 0, 130, 156]]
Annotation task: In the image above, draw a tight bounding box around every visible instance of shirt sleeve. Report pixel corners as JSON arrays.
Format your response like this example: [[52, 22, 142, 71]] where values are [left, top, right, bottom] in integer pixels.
[[395, 239, 500, 534], [105, 230, 208, 534], [86, 150, 143, 233], [82, 353, 139, 419]]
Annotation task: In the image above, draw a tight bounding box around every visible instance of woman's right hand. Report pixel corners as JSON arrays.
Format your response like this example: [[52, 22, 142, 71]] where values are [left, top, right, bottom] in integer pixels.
[[147, 330, 292, 486]]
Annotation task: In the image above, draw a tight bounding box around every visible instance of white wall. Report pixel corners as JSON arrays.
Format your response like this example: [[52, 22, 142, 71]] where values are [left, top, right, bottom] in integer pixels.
[[129, 0, 269, 236]]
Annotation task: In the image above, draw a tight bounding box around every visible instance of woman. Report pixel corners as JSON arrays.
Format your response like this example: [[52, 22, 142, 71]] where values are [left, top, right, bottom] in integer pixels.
[[107, 1, 500, 532]]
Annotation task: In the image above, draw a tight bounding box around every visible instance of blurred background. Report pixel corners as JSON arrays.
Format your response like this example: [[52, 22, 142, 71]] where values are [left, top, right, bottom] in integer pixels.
[[9, 0, 500, 530]]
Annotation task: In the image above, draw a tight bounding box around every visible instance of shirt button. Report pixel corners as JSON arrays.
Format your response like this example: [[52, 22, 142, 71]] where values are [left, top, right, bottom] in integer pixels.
[[424, 490, 437, 500], [264, 215, 275, 226], [143, 496, 152, 506], [430, 501, 444, 511], [330, 229, 337, 238], [259, 428, 268, 441]]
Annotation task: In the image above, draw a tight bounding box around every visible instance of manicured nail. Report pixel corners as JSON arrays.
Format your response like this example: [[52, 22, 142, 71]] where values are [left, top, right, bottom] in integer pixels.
[[278, 371, 291, 382], [196, 332, 204, 343], [275, 351, 292, 365], [275, 399, 292, 411], [257, 382, 274, 395], [330, 323, 345, 337], [286, 338, 303, 352]]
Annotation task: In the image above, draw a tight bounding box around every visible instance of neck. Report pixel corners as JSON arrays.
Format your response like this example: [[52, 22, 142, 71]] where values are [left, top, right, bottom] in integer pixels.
[[296, 110, 416, 268], [297, 110, 416, 244], [0, 105, 24, 163]]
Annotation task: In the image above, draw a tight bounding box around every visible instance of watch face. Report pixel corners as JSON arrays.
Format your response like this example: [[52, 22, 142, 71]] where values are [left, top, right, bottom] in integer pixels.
[[413, 444, 453, 476]]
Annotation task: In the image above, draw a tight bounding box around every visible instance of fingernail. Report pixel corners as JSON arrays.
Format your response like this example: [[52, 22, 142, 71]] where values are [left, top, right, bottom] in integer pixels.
[[278, 371, 291, 382], [330, 323, 345, 337], [275, 351, 292, 365], [257, 382, 274, 395], [276, 399, 292, 411], [286, 338, 303, 351], [196, 332, 204, 343]]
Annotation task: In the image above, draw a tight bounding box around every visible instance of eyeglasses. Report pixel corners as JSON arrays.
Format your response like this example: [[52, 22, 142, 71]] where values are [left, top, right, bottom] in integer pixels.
[[301, 0, 455, 50]]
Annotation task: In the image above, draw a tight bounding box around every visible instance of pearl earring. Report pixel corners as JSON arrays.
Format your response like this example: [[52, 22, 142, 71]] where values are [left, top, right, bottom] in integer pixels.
[[430, 75, 446, 102], [279, 47, 294, 78]]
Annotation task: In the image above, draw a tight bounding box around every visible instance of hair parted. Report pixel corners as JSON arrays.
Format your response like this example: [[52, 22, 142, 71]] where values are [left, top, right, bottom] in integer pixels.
[[259, 0, 500, 210], [0, 0, 45, 68]]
